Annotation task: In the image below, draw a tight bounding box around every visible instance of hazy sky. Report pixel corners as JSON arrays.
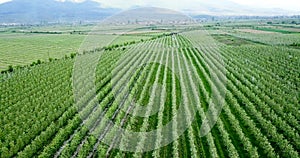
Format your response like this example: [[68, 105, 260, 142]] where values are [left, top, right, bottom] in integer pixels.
[[0, 0, 299, 11]]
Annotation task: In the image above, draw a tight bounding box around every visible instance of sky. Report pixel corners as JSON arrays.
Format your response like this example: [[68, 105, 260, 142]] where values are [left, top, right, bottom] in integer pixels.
[[0, 0, 299, 11], [230, 0, 299, 11]]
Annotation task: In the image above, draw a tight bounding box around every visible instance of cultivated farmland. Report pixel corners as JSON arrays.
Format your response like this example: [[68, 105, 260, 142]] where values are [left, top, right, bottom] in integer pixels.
[[0, 19, 299, 158]]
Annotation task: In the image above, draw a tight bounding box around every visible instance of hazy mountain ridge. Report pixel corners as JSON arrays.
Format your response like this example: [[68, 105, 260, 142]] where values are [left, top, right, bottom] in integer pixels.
[[0, 0, 120, 23], [0, 0, 299, 24]]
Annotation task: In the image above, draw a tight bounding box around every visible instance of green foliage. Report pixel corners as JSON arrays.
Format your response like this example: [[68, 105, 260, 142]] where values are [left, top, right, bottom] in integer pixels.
[[211, 34, 252, 46], [30, 61, 36, 66], [0, 32, 84, 71], [8, 65, 13, 72], [70, 53, 77, 59], [290, 42, 300, 47], [1, 25, 299, 158], [255, 27, 298, 34]]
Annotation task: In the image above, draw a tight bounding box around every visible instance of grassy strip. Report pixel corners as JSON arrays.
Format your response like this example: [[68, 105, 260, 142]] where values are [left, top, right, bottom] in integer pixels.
[[255, 27, 299, 34]]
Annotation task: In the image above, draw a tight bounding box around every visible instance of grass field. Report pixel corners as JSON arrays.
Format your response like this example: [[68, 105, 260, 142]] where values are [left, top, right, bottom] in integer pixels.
[[0, 33, 84, 70], [0, 21, 299, 158], [0, 25, 156, 71]]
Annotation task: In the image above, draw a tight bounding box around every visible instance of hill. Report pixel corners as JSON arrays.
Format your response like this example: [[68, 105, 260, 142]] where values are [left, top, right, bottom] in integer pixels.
[[0, 0, 119, 23]]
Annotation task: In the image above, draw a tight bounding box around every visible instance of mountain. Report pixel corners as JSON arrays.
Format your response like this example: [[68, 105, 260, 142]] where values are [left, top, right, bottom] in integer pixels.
[[0, 0, 299, 24], [0, 0, 120, 23], [102, 7, 194, 25]]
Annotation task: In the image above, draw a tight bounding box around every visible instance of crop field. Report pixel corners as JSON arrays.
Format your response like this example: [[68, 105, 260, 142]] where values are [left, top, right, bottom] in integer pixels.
[[0, 25, 153, 71], [0, 33, 84, 70], [0, 20, 299, 158]]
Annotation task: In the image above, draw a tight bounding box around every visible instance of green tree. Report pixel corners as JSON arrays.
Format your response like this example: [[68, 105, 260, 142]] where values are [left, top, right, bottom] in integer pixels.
[[37, 59, 42, 65], [8, 65, 13, 72]]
